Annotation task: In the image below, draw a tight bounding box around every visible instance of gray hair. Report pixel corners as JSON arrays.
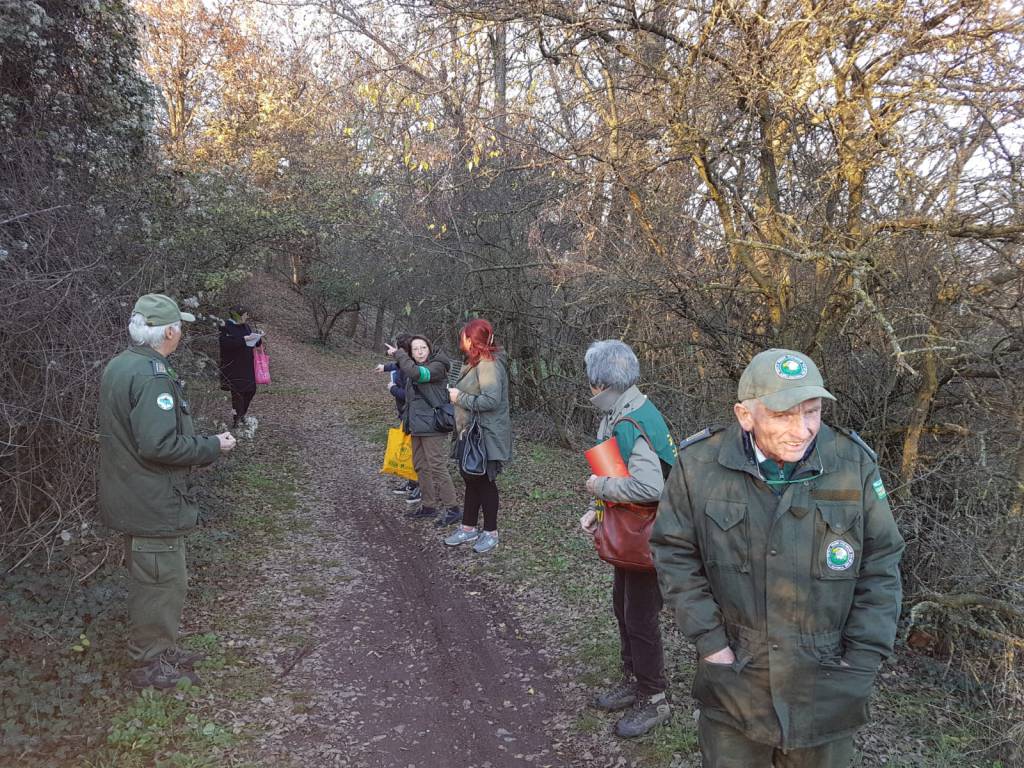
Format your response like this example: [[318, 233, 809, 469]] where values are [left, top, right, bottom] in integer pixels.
[[585, 339, 640, 392], [128, 313, 179, 349], [740, 398, 762, 415]]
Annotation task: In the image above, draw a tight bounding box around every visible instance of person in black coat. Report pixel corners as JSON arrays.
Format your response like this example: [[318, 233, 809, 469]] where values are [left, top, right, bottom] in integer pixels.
[[219, 306, 263, 428]]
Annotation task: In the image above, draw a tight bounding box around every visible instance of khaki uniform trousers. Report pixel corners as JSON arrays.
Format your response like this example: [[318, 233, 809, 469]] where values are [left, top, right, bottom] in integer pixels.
[[125, 535, 187, 663], [411, 434, 458, 509], [699, 715, 855, 768]]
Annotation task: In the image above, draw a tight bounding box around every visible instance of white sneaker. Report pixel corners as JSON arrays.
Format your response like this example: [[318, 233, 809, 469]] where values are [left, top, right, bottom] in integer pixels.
[[472, 531, 498, 553], [445, 527, 480, 546]]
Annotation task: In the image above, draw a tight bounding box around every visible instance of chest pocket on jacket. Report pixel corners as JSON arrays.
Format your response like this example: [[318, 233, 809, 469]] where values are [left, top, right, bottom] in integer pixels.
[[703, 500, 750, 573], [814, 504, 863, 580]]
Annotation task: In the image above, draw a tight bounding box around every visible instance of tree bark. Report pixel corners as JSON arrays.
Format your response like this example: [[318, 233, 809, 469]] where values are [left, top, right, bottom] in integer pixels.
[[343, 307, 360, 338], [899, 327, 939, 497], [372, 304, 386, 351]]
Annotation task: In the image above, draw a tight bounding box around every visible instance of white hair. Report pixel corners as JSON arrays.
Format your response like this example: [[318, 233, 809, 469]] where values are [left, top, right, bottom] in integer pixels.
[[128, 313, 179, 349], [740, 398, 762, 415], [585, 339, 641, 392]]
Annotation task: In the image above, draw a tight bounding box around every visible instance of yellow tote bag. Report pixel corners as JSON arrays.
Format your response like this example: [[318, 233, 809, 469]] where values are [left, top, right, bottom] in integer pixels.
[[381, 427, 418, 481]]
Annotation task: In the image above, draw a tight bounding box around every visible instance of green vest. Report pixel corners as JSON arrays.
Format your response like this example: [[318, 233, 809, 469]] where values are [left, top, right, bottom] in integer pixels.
[[611, 398, 677, 475]]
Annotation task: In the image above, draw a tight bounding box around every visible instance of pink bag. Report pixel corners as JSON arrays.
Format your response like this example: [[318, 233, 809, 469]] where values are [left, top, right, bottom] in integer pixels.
[[253, 346, 271, 385]]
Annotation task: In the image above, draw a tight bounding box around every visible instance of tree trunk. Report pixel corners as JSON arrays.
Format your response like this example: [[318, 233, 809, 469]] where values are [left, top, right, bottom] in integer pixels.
[[488, 23, 507, 138], [1009, 400, 1024, 518], [899, 329, 939, 497], [343, 308, 359, 338], [372, 304, 386, 352]]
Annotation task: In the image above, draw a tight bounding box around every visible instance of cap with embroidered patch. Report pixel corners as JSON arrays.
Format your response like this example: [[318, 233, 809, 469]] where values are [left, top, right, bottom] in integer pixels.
[[738, 348, 835, 412], [133, 294, 195, 326]]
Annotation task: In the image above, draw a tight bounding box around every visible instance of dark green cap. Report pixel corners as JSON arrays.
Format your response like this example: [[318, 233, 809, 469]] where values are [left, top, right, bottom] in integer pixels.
[[132, 294, 195, 326], [737, 348, 835, 411]]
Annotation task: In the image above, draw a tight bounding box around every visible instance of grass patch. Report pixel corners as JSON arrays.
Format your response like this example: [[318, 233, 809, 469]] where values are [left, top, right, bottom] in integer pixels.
[[0, 434, 304, 767]]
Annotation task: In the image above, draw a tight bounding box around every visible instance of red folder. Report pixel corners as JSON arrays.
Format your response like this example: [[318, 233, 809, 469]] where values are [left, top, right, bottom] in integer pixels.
[[585, 436, 630, 477]]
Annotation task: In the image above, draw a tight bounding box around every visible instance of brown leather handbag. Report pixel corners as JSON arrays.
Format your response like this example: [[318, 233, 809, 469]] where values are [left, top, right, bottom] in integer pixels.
[[594, 500, 658, 572]]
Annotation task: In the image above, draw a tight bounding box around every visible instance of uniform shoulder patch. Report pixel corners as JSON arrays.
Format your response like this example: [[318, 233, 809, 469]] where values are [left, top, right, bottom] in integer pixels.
[[834, 426, 878, 463], [156, 392, 174, 411], [678, 425, 725, 452], [149, 360, 169, 376]]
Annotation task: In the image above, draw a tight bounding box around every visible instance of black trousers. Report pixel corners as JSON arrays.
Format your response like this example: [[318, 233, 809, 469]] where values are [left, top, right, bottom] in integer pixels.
[[461, 471, 499, 532], [231, 390, 255, 420], [613, 566, 667, 696]]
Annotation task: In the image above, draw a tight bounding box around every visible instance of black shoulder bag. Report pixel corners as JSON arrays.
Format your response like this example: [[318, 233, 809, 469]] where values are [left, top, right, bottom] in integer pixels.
[[414, 380, 455, 433], [458, 413, 487, 476]]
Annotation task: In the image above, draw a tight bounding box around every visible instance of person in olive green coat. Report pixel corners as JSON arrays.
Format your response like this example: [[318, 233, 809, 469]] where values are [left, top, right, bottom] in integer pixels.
[[649, 349, 904, 767], [98, 294, 237, 690], [444, 318, 512, 553]]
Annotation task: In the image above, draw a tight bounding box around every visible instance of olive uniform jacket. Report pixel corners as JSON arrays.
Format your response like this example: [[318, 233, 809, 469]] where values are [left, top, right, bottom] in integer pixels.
[[452, 352, 512, 463], [98, 345, 221, 536], [649, 422, 904, 749]]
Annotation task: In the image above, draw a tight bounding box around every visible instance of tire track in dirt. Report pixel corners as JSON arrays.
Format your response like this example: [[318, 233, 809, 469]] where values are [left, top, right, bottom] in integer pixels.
[[246, 333, 571, 768]]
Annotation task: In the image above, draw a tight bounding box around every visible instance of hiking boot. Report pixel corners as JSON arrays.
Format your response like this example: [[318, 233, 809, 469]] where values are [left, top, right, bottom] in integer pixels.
[[405, 486, 422, 505], [129, 658, 200, 690], [614, 692, 671, 738], [472, 530, 499, 553], [445, 527, 480, 546], [156, 647, 207, 668], [593, 678, 637, 712], [407, 505, 438, 519], [433, 506, 463, 527]]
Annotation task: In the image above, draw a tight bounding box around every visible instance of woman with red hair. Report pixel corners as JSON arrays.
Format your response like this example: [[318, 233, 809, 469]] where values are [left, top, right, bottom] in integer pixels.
[[444, 319, 512, 553]]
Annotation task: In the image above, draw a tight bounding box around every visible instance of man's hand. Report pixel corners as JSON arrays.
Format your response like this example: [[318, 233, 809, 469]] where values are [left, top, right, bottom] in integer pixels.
[[216, 432, 237, 453], [703, 646, 736, 665], [585, 474, 603, 495], [385, 343, 397, 356], [375, 363, 385, 373], [579, 508, 598, 534], [447, 386, 461, 404]]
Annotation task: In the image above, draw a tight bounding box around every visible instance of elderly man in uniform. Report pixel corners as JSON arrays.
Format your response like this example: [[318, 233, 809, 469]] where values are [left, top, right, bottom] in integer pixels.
[[650, 349, 904, 767], [98, 294, 237, 689]]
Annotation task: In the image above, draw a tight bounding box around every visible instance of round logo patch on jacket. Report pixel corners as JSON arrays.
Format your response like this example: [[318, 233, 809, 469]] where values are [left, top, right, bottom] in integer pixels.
[[826, 539, 855, 570], [156, 393, 174, 411]]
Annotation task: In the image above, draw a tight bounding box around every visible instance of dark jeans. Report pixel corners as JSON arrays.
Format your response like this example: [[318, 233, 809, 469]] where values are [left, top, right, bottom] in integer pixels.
[[613, 566, 667, 696], [461, 471, 500, 531], [231, 390, 255, 420]]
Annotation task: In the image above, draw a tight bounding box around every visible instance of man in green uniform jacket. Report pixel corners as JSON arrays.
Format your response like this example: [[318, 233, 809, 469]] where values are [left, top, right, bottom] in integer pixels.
[[98, 294, 237, 689], [650, 349, 904, 767]]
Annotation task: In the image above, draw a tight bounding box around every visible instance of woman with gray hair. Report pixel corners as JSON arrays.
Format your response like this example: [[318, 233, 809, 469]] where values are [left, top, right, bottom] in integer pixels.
[[580, 339, 676, 738]]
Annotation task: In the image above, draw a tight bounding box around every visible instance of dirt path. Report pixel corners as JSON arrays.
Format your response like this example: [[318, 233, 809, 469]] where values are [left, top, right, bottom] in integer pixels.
[[239, 333, 572, 768]]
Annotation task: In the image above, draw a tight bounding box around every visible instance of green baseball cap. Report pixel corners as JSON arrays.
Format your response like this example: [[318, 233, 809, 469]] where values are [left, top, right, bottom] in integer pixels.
[[737, 348, 835, 412], [132, 294, 195, 326]]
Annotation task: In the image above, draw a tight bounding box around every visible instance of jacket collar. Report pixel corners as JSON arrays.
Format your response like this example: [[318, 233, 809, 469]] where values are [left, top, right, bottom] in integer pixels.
[[718, 421, 837, 480], [128, 344, 169, 363], [591, 385, 644, 419]]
